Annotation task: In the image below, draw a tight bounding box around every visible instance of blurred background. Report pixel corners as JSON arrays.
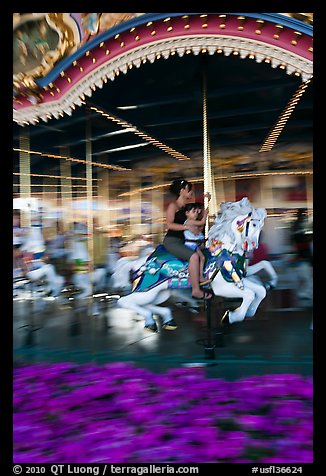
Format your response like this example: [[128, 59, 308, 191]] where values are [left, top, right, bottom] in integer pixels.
[[12, 12, 313, 464]]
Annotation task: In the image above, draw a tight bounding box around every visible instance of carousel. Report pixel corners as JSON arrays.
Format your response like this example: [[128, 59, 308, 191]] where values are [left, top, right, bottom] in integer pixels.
[[12, 12, 314, 465]]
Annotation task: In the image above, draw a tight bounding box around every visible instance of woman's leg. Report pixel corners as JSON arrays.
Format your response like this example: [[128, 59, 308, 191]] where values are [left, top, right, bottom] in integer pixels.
[[163, 236, 211, 299], [188, 253, 210, 298], [197, 249, 205, 281], [188, 252, 200, 296]]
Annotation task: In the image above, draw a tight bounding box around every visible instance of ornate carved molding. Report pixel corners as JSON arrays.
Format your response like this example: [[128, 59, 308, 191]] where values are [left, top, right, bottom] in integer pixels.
[[14, 34, 313, 125]]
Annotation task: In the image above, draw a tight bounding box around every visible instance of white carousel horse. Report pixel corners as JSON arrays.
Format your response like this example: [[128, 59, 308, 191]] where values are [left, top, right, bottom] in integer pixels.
[[18, 225, 64, 297], [115, 198, 278, 332], [206, 199, 277, 325], [109, 245, 155, 291], [110, 245, 200, 312], [67, 236, 107, 299]]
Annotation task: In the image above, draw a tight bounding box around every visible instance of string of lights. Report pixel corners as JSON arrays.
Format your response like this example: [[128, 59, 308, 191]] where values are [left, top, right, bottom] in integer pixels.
[[13, 148, 131, 171], [259, 79, 312, 152]]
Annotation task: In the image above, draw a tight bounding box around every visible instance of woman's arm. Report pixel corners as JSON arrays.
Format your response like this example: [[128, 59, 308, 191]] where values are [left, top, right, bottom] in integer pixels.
[[166, 203, 196, 232]]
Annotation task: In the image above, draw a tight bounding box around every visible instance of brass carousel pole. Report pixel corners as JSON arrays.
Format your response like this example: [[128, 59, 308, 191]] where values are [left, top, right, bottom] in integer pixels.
[[98, 168, 110, 255], [85, 117, 94, 314], [201, 59, 224, 360], [98, 169, 110, 227], [129, 174, 141, 239], [60, 148, 73, 232], [202, 64, 218, 234], [19, 130, 31, 227], [109, 174, 118, 237]]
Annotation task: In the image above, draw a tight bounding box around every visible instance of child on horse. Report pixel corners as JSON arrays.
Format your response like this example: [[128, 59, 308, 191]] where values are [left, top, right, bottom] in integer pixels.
[[163, 179, 212, 300], [183, 202, 210, 284]]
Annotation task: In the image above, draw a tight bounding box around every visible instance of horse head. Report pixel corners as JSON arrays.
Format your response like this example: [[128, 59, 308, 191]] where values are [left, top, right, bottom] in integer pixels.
[[208, 197, 266, 255]]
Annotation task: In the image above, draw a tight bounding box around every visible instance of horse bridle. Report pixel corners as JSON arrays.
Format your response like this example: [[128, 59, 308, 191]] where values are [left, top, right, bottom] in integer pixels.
[[236, 212, 252, 234], [236, 212, 252, 253]]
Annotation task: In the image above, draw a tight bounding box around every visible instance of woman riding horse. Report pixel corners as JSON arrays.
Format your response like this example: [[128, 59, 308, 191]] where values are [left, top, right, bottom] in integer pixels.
[[163, 179, 212, 301]]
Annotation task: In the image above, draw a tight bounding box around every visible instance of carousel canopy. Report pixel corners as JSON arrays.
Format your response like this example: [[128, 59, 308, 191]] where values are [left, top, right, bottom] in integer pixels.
[[13, 13, 313, 187]]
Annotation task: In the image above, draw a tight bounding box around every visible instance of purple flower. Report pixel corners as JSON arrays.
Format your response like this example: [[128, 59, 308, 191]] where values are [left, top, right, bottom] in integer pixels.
[[13, 364, 313, 463]]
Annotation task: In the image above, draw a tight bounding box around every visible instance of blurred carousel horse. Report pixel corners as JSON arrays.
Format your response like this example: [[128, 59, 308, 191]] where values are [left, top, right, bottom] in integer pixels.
[[67, 229, 107, 299], [110, 244, 200, 313], [17, 225, 64, 297]]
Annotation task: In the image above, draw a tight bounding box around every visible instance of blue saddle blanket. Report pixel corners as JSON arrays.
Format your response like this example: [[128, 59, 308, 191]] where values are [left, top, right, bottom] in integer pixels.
[[131, 245, 193, 292], [131, 245, 246, 292]]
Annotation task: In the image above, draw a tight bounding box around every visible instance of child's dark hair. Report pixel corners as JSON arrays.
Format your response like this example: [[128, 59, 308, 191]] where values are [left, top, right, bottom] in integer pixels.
[[169, 179, 192, 197], [183, 202, 203, 214]]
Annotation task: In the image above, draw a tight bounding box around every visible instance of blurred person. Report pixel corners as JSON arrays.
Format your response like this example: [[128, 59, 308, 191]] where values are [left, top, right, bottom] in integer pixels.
[[163, 179, 212, 300], [287, 252, 313, 307], [19, 223, 64, 296], [283, 209, 313, 308], [13, 210, 24, 244], [45, 220, 71, 283], [46, 220, 67, 261], [68, 221, 107, 297], [13, 210, 27, 275], [291, 208, 313, 266], [183, 202, 209, 283]]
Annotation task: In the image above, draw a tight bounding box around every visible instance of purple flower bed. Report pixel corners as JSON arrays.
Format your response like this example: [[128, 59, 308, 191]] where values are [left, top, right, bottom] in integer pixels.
[[14, 362, 313, 463]]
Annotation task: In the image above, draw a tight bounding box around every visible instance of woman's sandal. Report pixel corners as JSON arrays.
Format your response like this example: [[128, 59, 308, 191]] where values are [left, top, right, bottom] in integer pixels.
[[192, 290, 213, 300]]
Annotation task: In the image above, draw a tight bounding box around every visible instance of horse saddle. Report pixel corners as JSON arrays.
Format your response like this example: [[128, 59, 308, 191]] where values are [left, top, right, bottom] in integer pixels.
[[131, 245, 246, 293], [131, 244, 209, 292]]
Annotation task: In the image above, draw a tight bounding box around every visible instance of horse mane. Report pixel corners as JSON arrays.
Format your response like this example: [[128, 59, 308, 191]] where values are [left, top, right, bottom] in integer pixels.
[[208, 197, 255, 245]]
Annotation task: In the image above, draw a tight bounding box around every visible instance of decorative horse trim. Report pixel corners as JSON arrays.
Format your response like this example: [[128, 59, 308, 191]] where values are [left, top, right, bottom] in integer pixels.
[[236, 212, 252, 234], [131, 245, 190, 293]]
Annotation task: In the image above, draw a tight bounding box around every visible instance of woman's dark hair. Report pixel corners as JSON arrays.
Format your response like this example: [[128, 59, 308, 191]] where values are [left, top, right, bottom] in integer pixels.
[[169, 179, 192, 197]]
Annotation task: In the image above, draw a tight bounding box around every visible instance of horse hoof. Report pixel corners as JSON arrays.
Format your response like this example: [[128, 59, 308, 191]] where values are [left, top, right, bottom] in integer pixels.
[[220, 310, 230, 327], [162, 319, 178, 330], [144, 322, 158, 333]]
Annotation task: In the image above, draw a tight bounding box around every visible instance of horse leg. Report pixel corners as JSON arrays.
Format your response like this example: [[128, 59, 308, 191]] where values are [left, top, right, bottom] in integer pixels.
[[117, 286, 164, 329], [152, 288, 171, 305], [243, 277, 267, 317], [227, 288, 256, 324], [211, 277, 256, 324], [26, 265, 46, 282], [26, 263, 64, 297], [92, 268, 106, 291], [247, 260, 278, 288], [146, 304, 174, 326], [73, 273, 92, 298], [141, 287, 175, 327], [117, 294, 156, 330]]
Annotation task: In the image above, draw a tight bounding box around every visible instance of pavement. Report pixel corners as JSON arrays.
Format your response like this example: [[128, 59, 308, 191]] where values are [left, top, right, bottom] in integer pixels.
[[13, 286, 313, 380]]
